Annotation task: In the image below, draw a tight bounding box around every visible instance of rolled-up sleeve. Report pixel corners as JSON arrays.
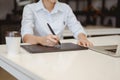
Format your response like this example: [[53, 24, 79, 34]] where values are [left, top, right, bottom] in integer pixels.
[[66, 5, 86, 39], [21, 5, 34, 38]]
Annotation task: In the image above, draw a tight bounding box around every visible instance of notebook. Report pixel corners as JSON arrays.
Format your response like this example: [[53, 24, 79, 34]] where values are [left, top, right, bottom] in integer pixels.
[[21, 43, 88, 53], [90, 45, 120, 57]]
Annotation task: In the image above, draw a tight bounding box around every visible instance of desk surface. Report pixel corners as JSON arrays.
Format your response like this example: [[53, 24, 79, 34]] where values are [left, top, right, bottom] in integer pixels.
[[63, 28, 120, 37], [0, 36, 120, 80]]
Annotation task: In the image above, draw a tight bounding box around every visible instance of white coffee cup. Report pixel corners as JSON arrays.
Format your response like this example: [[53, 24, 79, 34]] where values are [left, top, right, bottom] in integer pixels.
[[5, 31, 21, 55]]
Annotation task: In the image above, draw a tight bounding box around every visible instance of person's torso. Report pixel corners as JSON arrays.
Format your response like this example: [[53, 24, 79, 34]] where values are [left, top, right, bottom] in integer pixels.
[[28, 2, 69, 38]]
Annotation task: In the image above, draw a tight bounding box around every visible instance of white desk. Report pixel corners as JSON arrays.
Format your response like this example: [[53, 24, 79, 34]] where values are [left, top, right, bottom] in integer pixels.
[[63, 28, 120, 37], [0, 36, 120, 80]]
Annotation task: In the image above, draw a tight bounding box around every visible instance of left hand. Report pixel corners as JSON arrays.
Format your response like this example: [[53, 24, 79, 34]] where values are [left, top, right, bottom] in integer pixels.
[[77, 38, 93, 47]]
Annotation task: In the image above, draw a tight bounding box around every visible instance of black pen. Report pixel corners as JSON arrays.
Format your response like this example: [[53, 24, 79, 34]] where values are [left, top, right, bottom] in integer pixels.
[[47, 23, 61, 45]]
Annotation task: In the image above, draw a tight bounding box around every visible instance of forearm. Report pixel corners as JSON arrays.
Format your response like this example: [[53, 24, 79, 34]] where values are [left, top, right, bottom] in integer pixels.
[[23, 34, 41, 44], [22, 34, 59, 46]]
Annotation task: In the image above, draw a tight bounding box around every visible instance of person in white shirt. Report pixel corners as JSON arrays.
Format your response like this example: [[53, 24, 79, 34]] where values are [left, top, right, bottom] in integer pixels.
[[21, 0, 93, 47]]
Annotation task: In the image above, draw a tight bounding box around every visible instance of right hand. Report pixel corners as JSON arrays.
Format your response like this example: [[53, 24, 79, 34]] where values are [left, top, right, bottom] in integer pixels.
[[37, 34, 60, 47]]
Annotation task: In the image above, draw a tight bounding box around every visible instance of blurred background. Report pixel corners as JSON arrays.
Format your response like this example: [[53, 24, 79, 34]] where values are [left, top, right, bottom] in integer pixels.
[[0, 0, 120, 44], [0, 1, 120, 79]]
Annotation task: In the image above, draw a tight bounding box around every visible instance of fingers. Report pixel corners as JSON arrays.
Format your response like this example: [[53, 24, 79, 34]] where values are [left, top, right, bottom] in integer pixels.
[[46, 35, 60, 46], [48, 35, 59, 43], [78, 39, 93, 47]]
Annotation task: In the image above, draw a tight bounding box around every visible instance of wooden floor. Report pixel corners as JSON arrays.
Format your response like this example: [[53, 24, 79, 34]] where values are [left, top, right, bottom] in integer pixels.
[[0, 67, 16, 80]]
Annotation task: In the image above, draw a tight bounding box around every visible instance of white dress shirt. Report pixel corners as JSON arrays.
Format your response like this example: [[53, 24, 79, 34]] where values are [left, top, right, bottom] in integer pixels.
[[21, 0, 86, 39]]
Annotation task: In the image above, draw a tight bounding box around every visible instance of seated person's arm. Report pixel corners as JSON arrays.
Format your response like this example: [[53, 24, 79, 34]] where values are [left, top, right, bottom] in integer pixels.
[[23, 34, 60, 47], [21, 5, 60, 47], [77, 33, 93, 47], [65, 5, 93, 47], [23, 34, 38, 44]]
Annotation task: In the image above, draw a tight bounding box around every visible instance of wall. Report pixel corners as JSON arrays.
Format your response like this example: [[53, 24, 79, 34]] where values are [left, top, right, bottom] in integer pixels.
[[0, 0, 14, 19]]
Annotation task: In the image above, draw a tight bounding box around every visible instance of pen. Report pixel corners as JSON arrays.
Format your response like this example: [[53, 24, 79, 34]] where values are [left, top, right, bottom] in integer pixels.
[[47, 23, 61, 45]]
